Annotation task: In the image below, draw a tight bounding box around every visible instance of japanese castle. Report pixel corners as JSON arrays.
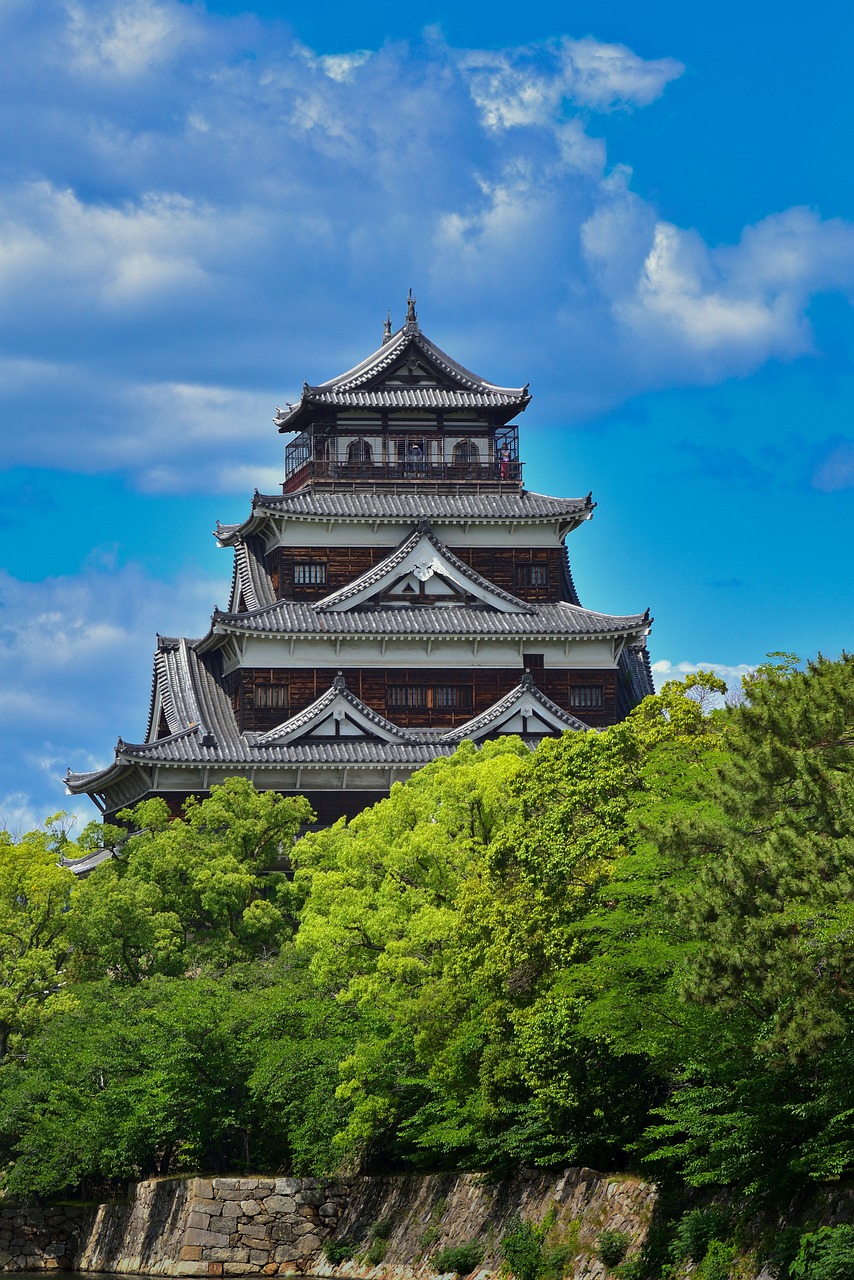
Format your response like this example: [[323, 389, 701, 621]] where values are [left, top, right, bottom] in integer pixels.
[[66, 297, 654, 825]]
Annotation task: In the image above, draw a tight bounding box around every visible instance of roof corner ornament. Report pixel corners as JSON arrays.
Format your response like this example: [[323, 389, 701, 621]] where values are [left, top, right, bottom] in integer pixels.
[[405, 288, 418, 331], [382, 311, 392, 345]]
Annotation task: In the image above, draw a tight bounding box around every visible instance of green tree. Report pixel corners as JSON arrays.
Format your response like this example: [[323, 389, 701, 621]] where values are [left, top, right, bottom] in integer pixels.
[[68, 779, 313, 980], [0, 824, 76, 1060]]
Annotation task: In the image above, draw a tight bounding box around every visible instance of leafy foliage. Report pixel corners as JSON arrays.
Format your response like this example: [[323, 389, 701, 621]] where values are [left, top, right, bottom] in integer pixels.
[[433, 1242, 484, 1274], [5, 659, 854, 1207]]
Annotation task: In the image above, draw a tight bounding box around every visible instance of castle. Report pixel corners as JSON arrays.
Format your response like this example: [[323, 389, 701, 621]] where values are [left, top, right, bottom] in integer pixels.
[[66, 298, 654, 825]]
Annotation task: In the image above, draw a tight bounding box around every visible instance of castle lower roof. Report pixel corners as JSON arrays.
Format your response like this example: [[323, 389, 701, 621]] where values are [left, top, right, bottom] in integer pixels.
[[215, 490, 594, 545]]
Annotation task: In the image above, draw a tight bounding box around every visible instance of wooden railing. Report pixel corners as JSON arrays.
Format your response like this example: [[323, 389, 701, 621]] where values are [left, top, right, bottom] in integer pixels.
[[282, 460, 524, 492]]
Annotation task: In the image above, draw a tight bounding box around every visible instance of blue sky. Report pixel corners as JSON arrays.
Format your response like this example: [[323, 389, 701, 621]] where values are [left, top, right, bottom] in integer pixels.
[[2, 0, 854, 828]]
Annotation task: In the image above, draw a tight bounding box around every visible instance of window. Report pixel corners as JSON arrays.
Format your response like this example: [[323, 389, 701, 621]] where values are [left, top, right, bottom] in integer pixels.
[[387, 686, 427, 709], [523, 653, 544, 669], [254, 684, 289, 710], [515, 563, 550, 588], [570, 685, 603, 709], [387, 686, 471, 710], [347, 438, 373, 463], [294, 560, 327, 586], [452, 438, 480, 464]]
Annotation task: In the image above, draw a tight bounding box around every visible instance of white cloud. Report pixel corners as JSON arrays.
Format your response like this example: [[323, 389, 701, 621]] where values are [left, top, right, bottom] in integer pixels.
[[64, 0, 196, 77], [651, 659, 756, 692], [0, 0, 849, 484]]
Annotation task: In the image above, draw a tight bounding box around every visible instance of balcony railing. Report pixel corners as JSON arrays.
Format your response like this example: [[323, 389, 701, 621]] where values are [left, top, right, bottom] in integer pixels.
[[282, 459, 524, 492]]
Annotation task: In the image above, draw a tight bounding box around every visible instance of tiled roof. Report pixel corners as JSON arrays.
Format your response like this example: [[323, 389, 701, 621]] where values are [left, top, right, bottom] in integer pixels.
[[215, 490, 593, 544], [230, 535, 276, 611], [315, 523, 534, 614], [205, 599, 651, 642], [274, 326, 529, 430]]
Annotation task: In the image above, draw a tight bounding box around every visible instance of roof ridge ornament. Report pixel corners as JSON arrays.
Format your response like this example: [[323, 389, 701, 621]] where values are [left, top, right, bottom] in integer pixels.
[[405, 288, 418, 332], [333, 670, 347, 691], [382, 311, 392, 345]]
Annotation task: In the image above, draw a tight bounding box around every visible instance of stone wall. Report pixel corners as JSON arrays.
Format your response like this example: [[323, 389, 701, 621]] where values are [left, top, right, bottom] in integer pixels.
[[0, 1168, 656, 1278], [0, 1200, 87, 1271]]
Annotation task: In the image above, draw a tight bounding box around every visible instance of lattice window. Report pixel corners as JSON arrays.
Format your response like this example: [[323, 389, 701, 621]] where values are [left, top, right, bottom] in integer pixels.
[[515, 563, 550, 588], [387, 686, 471, 710], [254, 684, 289, 710], [294, 560, 328, 586], [570, 686, 603, 709]]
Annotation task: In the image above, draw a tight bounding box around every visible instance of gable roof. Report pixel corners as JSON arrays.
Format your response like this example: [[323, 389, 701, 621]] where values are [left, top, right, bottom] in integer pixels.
[[274, 321, 530, 432], [315, 522, 534, 614], [255, 674, 415, 745], [440, 671, 590, 742]]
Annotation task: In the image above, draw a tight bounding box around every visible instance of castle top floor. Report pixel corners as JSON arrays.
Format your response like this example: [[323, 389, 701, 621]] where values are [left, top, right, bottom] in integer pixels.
[[277, 295, 530, 494]]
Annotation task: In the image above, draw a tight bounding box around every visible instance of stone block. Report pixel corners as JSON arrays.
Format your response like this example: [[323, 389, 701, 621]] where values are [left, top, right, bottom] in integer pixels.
[[318, 1205, 338, 1217], [207, 1264, 223, 1277], [297, 1191, 325, 1207], [220, 1202, 243, 1219], [300, 1234, 321, 1252], [273, 1246, 299, 1263], [215, 1188, 247, 1201], [250, 1249, 270, 1263], [274, 1179, 301, 1195], [194, 1198, 223, 1215], [181, 1246, 204, 1261], [225, 1264, 261, 1275], [239, 1221, 269, 1240], [188, 1212, 211, 1230], [265, 1196, 296, 1215], [298, 1206, 319, 1220], [184, 1228, 231, 1249], [241, 1200, 262, 1216], [269, 1223, 294, 1244], [174, 1263, 207, 1276], [207, 1247, 249, 1263], [263, 1265, 278, 1275], [195, 1180, 214, 1199]]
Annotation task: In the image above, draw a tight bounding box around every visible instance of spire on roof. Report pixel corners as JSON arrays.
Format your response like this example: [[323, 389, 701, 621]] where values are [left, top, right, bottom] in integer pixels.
[[405, 288, 418, 332]]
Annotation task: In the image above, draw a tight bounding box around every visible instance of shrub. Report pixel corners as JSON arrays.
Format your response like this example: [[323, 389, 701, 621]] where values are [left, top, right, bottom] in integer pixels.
[[670, 1209, 731, 1263], [789, 1225, 854, 1280], [366, 1238, 388, 1266], [614, 1260, 644, 1280], [697, 1241, 737, 1280], [324, 1238, 355, 1266], [372, 1218, 394, 1240], [434, 1242, 484, 1275], [501, 1217, 547, 1280], [597, 1231, 631, 1270]]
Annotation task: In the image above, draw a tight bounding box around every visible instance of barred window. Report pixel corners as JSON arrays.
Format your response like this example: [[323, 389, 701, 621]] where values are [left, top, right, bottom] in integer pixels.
[[254, 684, 289, 709], [387, 686, 427, 709], [570, 685, 603, 709], [515, 563, 550, 588], [387, 686, 471, 710], [294, 560, 327, 585]]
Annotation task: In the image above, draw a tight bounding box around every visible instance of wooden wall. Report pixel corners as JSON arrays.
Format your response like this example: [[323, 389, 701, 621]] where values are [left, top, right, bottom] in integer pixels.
[[229, 665, 617, 732], [266, 545, 566, 602]]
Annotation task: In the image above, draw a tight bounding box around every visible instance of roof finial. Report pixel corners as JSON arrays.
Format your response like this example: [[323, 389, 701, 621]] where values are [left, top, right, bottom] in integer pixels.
[[382, 310, 392, 345], [405, 288, 418, 330]]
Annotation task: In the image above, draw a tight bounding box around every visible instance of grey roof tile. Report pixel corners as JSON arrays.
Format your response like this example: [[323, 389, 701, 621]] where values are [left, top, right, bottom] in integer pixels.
[[223, 488, 591, 532], [206, 599, 650, 641]]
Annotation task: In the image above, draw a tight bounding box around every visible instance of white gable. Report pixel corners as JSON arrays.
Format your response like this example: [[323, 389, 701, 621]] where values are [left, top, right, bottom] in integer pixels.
[[256, 683, 412, 746], [317, 530, 531, 614]]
